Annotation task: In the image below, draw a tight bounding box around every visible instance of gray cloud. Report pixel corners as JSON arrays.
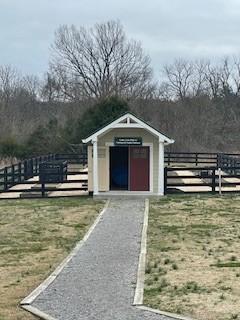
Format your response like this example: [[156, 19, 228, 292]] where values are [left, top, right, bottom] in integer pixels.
[[0, 0, 240, 77]]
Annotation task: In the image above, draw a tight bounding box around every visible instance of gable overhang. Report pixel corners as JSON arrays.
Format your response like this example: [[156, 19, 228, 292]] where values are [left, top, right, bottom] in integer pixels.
[[82, 113, 174, 145]]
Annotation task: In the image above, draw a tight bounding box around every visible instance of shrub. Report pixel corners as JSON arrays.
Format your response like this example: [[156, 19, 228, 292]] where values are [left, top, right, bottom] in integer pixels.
[[70, 96, 130, 142]]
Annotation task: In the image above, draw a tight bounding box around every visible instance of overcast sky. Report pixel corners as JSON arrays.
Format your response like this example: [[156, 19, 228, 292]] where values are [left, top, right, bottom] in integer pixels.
[[1, 0, 240, 77]]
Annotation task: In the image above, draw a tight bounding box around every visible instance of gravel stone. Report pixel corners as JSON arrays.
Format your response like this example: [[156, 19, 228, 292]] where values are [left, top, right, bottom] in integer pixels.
[[32, 198, 172, 320]]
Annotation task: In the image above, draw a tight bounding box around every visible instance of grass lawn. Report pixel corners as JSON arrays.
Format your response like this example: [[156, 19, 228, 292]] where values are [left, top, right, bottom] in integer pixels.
[[144, 195, 240, 320], [0, 197, 104, 320]]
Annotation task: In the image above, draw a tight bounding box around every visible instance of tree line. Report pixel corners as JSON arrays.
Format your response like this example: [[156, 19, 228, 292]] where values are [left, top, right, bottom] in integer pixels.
[[0, 20, 240, 158]]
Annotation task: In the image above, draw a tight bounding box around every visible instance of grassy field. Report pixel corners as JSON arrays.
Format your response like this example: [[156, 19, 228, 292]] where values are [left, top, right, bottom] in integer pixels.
[[0, 197, 104, 320], [144, 195, 240, 320]]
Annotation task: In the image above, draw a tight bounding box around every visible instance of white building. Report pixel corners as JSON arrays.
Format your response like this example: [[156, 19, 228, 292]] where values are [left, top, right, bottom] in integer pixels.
[[82, 113, 174, 196]]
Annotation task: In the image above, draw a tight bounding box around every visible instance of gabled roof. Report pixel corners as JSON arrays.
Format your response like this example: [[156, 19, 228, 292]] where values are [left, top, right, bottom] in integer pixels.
[[82, 112, 174, 145]]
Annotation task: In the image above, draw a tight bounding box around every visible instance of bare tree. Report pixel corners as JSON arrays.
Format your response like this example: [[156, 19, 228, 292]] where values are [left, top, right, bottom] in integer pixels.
[[163, 59, 194, 100], [0, 65, 20, 107], [203, 61, 222, 98], [22, 75, 40, 101], [191, 60, 209, 97], [41, 72, 62, 102], [50, 20, 154, 100]]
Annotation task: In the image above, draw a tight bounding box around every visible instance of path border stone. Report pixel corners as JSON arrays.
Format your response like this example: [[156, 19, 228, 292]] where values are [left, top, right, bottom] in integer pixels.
[[133, 198, 149, 305], [133, 198, 195, 320], [20, 200, 110, 316]]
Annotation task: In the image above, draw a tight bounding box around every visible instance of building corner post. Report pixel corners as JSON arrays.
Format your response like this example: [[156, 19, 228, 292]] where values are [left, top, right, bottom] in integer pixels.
[[92, 138, 99, 195], [158, 140, 164, 195]]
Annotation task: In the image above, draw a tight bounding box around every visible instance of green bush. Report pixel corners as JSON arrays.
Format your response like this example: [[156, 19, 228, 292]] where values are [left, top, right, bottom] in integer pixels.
[[70, 96, 130, 143]]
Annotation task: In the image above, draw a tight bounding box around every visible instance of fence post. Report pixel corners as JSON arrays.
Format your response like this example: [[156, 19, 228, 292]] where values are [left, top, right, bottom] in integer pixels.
[[18, 163, 22, 183], [217, 153, 220, 168], [11, 165, 15, 187], [164, 167, 168, 195], [168, 153, 170, 166], [218, 168, 222, 196], [196, 153, 198, 166], [24, 160, 27, 180], [211, 169, 216, 193], [35, 158, 37, 174], [31, 159, 34, 177], [41, 183, 45, 197], [4, 167, 8, 191]]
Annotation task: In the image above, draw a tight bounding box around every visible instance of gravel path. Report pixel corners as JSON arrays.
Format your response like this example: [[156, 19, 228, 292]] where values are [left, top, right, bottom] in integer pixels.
[[32, 198, 172, 320]]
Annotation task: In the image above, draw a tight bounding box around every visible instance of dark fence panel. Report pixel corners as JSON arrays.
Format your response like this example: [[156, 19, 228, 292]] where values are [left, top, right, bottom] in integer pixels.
[[164, 164, 240, 194], [0, 152, 88, 198], [165, 152, 240, 167], [39, 161, 68, 183], [164, 152, 218, 166]]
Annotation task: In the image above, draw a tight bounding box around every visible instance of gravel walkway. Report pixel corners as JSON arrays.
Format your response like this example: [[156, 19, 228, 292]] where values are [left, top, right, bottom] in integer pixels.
[[31, 198, 172, 320]]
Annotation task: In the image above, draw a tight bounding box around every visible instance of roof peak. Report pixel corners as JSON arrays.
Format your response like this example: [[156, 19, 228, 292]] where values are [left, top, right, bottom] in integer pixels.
[[82, 112, 174, 145]]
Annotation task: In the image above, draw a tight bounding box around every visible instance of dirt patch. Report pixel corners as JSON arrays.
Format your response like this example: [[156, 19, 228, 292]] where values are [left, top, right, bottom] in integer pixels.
[[0, 197, 104, 320], [144, 194, 240, 320]]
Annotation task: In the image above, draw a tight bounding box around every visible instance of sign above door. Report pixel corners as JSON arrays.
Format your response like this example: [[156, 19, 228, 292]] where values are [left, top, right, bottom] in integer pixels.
[[114, 137, 142, 146]]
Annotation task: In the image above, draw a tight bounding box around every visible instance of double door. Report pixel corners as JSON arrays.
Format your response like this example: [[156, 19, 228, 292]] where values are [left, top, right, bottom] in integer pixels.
[[110, 146, 149, 191]]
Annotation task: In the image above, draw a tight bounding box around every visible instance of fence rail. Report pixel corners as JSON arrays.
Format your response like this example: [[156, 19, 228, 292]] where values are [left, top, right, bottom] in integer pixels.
[[164, 152, 240, 167], [164, 164, 240, 194], [0, 153, 88, 198], [164, 152, 218, 166], [1, 151, 240, 198]]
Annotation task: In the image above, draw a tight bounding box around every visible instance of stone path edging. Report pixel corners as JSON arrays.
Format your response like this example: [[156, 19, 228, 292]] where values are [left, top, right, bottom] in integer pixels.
[[133, 198, 195, 320], [20, 200, 110, 307], [133, 198, 149, 305], [21, 305, 57, 320], [137, 306, 196, 320]]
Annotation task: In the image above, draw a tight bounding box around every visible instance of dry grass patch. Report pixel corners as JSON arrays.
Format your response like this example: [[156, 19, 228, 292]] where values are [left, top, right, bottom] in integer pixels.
[[144, 194, 240, 320], [0, 197, 104, 320]]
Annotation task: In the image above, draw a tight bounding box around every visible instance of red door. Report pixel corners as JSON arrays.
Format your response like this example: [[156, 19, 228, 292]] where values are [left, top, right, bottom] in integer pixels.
[[130, 147, 149, 191]]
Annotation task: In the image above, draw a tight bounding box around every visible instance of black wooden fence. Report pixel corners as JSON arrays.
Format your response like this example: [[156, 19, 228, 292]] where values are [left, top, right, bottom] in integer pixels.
[[164, 152, 218, 166], [0, 153, 88, 198], [164, 152, 240, 167], [163, 152, 240, 194], [1, 151, 240, 197], [164, 166, 217, 194]]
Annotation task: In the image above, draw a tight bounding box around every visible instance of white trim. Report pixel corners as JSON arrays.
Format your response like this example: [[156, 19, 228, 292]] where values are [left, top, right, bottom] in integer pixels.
[[148, 143, 153, 193], [82, 113, 174, 145], [105, 143, 153, 193], [113, 123, 142, 129], [93, 138, 99, 195], [158, 141, 164, 195]]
